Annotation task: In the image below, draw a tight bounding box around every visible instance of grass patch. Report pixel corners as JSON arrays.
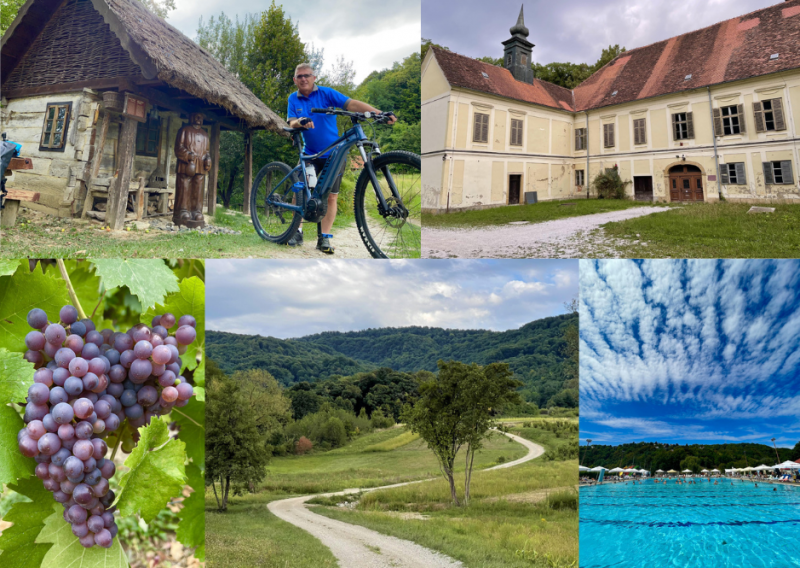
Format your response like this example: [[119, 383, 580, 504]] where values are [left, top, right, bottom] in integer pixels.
[[314, 458, 579, 568], [422, 198, 664, 229], [0, 205, 357, 259], [602, 202, 800, 257], [262, 429, 525, 495], [205, 491, 337, 568], [363, 430, 419, 452]]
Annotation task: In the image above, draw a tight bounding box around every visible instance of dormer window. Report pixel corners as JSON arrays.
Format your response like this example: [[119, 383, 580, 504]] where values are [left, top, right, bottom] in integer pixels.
[[611, 91, 618, 97], [481, 72, 489, 78], [685, 74, 692, 81], [770, 53, 779, 60]]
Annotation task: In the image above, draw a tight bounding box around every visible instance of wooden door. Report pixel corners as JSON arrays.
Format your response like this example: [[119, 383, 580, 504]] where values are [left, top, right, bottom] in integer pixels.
[[508, 175, 521, 205], [669, 166, 704, 202]]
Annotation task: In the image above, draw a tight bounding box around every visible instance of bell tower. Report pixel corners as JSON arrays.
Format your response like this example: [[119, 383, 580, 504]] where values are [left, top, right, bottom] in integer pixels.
[[502, 5, 534, 84]]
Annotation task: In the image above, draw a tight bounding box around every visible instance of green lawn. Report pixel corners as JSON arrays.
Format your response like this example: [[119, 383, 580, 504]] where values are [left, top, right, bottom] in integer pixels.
[[422, 198, 665, 229], [601, 202, 800, 257], [0, 206, 358, 259], [205, 492, 338, 568]]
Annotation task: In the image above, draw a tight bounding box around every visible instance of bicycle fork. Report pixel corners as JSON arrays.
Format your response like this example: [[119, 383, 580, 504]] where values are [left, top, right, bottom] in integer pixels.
[[356, 143, 408, 220]]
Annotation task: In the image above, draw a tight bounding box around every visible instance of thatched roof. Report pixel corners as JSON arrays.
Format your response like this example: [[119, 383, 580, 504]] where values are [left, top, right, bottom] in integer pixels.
[[2, 0, 286, 132]]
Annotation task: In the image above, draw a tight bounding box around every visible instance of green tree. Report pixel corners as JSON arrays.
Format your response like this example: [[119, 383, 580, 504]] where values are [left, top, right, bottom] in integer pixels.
[[206, 377, 269, 511], [1, 0, 25, 35], [141, 0, 175, 19], [421, 38, 448, 61], [791, 441, 800, 461], [403, 361, 521, 506], [680, 456, 703, 474]]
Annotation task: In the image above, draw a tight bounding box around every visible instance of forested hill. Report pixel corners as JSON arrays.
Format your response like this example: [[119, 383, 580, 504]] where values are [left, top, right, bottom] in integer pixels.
[[583, 441, 800, 472], [206, 332, 373, 385], [207, 313, 578, 408]]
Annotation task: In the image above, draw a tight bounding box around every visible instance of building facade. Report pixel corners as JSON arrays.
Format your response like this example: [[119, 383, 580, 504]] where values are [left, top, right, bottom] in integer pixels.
[[422, 1, 800, 212]]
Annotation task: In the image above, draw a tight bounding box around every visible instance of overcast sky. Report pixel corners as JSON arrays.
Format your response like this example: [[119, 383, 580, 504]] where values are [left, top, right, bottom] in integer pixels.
[[206, 259, 577, 338], [423, 0, 779, 66], [580, 260, 800, 449], [168, 0, 420, 83]]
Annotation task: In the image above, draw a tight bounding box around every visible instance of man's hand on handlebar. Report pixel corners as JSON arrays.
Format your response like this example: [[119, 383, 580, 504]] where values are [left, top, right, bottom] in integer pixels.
[[290, 117, 314, 130]]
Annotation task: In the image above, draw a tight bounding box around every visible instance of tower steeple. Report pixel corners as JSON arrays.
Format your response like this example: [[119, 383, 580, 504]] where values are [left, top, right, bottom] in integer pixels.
[[503, 5, 534, 84]]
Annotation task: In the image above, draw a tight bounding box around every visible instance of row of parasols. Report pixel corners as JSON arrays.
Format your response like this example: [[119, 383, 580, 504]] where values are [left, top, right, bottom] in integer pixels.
[[580, 461, 800, 475]]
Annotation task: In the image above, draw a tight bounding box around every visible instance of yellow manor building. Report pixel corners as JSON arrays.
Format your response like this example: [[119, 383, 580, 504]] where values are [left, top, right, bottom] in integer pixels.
[[421, 0, 800, 212]]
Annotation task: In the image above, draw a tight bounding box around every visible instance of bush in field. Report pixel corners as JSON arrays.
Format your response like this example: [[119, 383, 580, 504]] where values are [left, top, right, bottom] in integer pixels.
[[370, 408, 394, 429], [285, 403, 372, 449], [320, 417, 347, 448], [592, 167, 629, 199], [295, 436, 313, 455]]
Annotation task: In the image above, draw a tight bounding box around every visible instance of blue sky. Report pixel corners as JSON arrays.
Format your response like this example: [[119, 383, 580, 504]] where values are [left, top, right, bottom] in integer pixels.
[[206, 259, 577, 338], [423, 0, 777, 67], [580, 260, 800, 449]]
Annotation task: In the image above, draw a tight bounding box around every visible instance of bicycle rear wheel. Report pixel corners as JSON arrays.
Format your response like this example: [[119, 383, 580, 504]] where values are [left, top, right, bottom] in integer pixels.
[[354, 150, 421, 259], [250, 162, 303, 244]]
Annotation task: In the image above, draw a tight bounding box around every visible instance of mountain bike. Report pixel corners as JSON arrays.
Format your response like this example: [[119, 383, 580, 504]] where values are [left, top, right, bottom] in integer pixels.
[[250, 108, 421, 259]]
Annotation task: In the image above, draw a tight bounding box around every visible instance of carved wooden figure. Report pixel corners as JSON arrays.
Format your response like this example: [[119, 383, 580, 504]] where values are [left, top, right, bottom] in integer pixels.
[[173, 112, 212, 227]]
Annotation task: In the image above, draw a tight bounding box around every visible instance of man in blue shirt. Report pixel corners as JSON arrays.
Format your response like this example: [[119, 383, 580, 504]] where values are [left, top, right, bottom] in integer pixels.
[[286, 63, 395, 254]]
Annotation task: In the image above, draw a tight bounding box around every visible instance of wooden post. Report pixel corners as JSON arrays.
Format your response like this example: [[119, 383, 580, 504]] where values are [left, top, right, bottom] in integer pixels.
[[159, 115, 172, 214], [135, 176, 146, 220], [0, 200, 20, 228], [82, 111, 110, 218], [243, 130, 252, 215], [207, 122, 220, 216], [107, 116, 137, 230]]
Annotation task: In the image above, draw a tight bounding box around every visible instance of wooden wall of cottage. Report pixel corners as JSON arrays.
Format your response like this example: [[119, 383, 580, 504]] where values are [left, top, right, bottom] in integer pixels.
[[1, 87, 203, 218]]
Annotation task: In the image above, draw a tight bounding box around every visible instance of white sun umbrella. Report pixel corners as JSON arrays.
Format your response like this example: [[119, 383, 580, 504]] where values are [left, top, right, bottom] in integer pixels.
[[754, 464, 770, 470], [743, 466, 755, 471], [682, 469, 692, 473], [701, 469, 709, 473], [609, 467, 624, 473], [590, 466, 608, 472], [711, 469, 720, 472], [776, 461, 800, 469], [579, 465, 590, 471]]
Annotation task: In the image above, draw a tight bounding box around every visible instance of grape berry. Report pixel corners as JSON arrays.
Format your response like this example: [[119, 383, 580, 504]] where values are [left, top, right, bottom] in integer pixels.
[[18, 306, 197, 549]]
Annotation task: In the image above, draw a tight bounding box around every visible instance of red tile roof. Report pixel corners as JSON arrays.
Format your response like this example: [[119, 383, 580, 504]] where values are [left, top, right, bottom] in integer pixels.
[[431, 46, 576, 112], [432, 0, 800, 114]]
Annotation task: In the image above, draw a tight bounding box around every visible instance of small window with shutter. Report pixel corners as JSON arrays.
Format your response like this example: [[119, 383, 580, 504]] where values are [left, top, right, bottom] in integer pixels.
[[39, 102, 72, 152], [473, 113, 489, 143], [574, 128, 587, 151], [510, 118, 523, 146], [672, 112, 694, 140], [720, 163, 747, 185], [763, 161, 794, 185], [603, 123, 615, 148], [718, 105, 744, 135], [575, 170, 585, 186], [633, 118, 647, 145], [755, 99, 786, 132]]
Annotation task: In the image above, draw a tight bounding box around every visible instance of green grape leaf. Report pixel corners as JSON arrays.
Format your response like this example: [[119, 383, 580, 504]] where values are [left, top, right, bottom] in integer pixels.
[[193, 359, 205, 388], [141, 277, 204, 372], [63, 261, 102, 322], [0, 265, 70, 353], [0, 348, 35, 405], [0, 476, 54, 567], [0, 404, 35, 486], [115, 418, 187, 522], [36, 503, 128, 568], [176, 463, 205, 560], [89, 259, 179, 311], [172, 396, 204, 470], [194, 386, 205, 402], [0, 260, 21, 277]]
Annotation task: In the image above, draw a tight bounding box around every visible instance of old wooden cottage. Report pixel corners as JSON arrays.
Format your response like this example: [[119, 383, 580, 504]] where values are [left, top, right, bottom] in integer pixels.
[[1, 0, 285, 228]]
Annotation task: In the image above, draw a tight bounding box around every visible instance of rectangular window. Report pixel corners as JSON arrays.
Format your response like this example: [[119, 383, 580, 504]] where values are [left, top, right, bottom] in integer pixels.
[[510, 118, 523, 146], [39, 102, 72, 151], [135, 113, 161, 157], [603, 123, 615, 148], [721, 105, 741, 135], [763, 100, 775, 130], [633, 118, 647, 145], [673, 113, 689, 140], [755, 98, 786, 132], [721, 163, 747, 185], [473, 113, 489, 143], [574, 128, 587, 151], [576, 170, 585, 186], [520, 54, 528, 66], [763, 161, 794, 185]]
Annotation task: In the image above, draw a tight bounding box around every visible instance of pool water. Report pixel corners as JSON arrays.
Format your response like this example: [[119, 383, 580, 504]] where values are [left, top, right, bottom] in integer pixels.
[[580, 479, 800, 568]]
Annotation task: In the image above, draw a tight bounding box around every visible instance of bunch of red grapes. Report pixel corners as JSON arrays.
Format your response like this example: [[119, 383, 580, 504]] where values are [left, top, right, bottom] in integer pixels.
[[17, 305, 197, 549]]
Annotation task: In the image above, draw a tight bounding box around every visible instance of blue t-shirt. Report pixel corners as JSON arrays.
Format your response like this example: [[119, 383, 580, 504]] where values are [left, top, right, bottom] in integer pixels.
[[287, 85, 351, 157]]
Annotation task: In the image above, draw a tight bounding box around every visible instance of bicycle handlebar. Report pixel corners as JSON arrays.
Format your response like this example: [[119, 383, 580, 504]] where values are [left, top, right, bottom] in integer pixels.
[[310, 107, 395, 124]]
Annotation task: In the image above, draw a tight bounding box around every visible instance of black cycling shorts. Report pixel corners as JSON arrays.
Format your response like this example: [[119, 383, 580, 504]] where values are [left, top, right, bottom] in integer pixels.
[[308, 157, 343, 194]]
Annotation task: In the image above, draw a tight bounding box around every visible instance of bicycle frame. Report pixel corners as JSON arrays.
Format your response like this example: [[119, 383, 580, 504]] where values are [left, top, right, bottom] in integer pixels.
[[267, 122, 401, 215]]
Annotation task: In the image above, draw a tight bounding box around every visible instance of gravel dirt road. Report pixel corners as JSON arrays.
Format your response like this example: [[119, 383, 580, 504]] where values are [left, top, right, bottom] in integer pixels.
[[422, 206, 672, 259], [267, 431, 544, 568]]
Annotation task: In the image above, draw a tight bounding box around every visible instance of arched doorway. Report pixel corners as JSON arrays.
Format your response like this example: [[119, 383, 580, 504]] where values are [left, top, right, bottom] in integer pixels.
[[668, 164, 704, 202]]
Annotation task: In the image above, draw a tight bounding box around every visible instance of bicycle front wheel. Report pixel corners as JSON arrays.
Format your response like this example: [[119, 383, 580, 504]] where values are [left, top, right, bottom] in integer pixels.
[[250, 162, 303, 244], [354, 150, 421, 259]]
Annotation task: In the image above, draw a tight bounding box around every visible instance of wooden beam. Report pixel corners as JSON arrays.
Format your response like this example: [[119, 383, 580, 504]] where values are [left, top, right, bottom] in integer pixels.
[[0, 200, 20, 227], [82, 111, 110, 219], [3, 76, 145, 99], [135, 176, 146, 220], [3, 188, 40, 202], [207, 122, 221, 216], [243, 130, 253, 216], [107, 116, 137, 230], [136, 85, 247, 132], [160, 116, 173, 214]]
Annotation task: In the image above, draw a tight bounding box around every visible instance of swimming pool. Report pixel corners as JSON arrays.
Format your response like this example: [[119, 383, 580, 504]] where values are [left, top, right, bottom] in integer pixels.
[[580, 479, 800, 568]]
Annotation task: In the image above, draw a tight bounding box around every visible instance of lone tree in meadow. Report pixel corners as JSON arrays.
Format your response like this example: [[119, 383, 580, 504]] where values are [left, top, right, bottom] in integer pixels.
[[403, 361, 521, 506]]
